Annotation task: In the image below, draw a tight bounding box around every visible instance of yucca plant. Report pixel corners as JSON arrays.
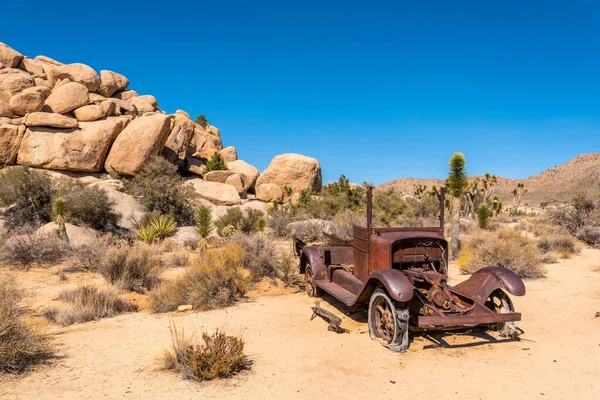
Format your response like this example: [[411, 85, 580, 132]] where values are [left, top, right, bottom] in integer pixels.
[[445, 152, 469, 258], [149, 215, 177, 240], [195, 204, 213, 239], [52, 197, 70, 246], [136, 225, 159, 244]]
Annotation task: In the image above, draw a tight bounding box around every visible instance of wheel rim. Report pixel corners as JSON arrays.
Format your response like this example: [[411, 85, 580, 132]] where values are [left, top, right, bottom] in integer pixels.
[[370, 295, 396, 343], [305, 266, 315, 296], [486, 291, 516, 335]]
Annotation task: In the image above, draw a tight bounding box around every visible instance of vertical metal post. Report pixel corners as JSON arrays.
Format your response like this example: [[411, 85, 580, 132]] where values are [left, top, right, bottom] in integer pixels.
[[439, 186, 446, 233], [366, 186, 372, 268]]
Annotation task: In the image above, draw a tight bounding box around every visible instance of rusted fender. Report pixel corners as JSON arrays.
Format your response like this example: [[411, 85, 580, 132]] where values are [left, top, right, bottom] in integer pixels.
[[299, 246, 327, 280], [453, 266, 526, 303], [359, 269, 415, 303]]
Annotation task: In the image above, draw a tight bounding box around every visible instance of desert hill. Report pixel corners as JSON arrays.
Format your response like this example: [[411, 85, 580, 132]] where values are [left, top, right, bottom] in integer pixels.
[[378, 152, 600, 205]]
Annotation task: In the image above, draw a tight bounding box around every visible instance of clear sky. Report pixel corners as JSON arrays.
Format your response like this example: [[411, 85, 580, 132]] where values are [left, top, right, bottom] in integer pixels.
[[2, 1, 599, 184]]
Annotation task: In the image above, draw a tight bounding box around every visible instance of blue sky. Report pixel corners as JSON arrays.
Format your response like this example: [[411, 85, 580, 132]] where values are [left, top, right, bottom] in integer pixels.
[[2, 1, 599, 184]]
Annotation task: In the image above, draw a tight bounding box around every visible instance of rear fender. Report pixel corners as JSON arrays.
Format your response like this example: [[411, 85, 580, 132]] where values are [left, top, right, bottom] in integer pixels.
[[357, 269, 415, 304], [299, 246, 326, 280], [453, 266, 526, 303]]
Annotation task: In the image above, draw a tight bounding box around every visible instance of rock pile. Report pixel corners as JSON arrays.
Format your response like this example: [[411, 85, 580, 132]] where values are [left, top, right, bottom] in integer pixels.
[[0, 42, 322, 207]]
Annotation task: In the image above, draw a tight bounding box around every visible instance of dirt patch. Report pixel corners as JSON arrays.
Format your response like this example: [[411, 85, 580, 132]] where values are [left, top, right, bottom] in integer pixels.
[[1, 249, 600, 399]]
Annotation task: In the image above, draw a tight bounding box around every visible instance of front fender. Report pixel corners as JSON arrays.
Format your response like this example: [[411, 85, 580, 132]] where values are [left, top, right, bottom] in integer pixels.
[[453, 266, 526, 303], [358, 269, 415, 303], [299, 246, 326, 280]]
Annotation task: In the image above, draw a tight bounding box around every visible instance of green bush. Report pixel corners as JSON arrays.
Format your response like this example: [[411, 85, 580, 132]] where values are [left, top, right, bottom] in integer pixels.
[[477, 203, 490, 229], [0, 166, 53, 230], [128, 157, 195, 225], [214, 208, 265, 236], [195, 204, 213, 238], [373, 188, 411, 227], [203, 152, 227, 174], [62, 185, 119, 231], [195, 114, 208, 129]]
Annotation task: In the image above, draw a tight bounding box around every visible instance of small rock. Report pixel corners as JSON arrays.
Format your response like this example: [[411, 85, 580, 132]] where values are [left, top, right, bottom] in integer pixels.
[[177, 305, 193, 312]]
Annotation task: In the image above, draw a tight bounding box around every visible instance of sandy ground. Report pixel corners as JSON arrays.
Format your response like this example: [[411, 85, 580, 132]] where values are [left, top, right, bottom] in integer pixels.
[[1, 249, 600, 400]]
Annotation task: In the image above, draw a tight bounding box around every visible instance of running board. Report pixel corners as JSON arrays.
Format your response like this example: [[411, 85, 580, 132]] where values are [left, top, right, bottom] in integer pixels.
[[418, 312, 521, 327]]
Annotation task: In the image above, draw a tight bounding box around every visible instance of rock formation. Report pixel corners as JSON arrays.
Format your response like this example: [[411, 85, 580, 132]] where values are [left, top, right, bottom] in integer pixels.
[[0, 42, 322, 209]]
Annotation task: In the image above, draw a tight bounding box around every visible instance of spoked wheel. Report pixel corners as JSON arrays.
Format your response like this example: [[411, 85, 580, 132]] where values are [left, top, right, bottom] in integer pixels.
[[305, 264, 323, 297], [485, 289, 518, 338], [368, 289, 409, 352]]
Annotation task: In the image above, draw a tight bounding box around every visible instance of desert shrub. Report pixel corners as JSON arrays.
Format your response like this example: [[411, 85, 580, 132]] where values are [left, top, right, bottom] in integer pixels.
[[99, 244, 163, 293], [324, 209, 366, 246], [477, 203, 490, 229], [220, 224, 237, 238], [287, 219, 329, 242], [162, 323, 250, 382], [69, 237, 111, 271], [0, 166, 53, 230], [0, 226, 62, 269], [277, 252, 300, 286], [203, 152, 227, 174], [0, 274, 52, 373], [195, 114, 208, 128], [150, 243, 248, 312], [267, 208, 296, 237], [128, 157, 195, 224], [537, 234, 580, 259], [373, 188, 412, 227], [43, 285, 137, 326], [136, 225, 159, 244], [577, 226, 600, 247], [62, 185, 119, 231], [169, 251, 190, 267], [229, 234, 277, 280], [195, 204, 213, 238], [214, 208, 264, 236], [458, 229, 545, 279]]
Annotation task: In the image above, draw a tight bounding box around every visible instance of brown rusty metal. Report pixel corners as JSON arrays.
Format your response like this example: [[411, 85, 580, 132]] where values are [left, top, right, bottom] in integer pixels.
[[294, 185, 525, 350], [310, 302, 349, 333]]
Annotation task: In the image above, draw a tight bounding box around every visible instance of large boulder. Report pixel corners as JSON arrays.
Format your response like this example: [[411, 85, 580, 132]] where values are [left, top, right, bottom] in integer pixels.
[[256, 183, 283, 202], [44, 82, 89, 114], [112, 90, 137, 101], [128, 96, 155, 113], [19, 58, 45, 75], [0, 100, 13, 117], [17, 116, 129, 171], [23, 86, 51, 99], [220, 146, 237, 162], [8, 91, 44, 115], [203, 170, 249, 194], [227, 160, 259, 190], [256, 153, 322, 193], [54, 63, 100, 92], [22, 112, 79, 128], [103, 187, 145, 230], [98, 70, 129, 97], [0, 68, 34, 102], [0, 43, 23, 69], [0, 124, 25, 165], [73, 104, 105, 122], [38, 222, 100, 247], [185, 178, 242, 206], [104, 114, 171, 175], [163, 116, 194, 169]]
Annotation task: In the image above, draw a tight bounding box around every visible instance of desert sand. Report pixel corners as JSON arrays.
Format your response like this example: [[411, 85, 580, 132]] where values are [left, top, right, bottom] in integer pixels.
[[1, 248, 599, 400]]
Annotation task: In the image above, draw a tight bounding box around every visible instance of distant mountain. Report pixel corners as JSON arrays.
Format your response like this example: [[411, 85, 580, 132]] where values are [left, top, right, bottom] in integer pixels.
[[377, 153, 600, 205]]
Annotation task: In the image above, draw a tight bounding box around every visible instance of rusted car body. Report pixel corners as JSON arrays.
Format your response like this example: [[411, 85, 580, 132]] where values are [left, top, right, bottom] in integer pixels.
[[294, 187, 525, 351]]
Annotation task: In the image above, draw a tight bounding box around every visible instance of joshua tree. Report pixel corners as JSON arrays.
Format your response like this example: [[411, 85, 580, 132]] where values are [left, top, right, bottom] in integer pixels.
[[492, 196, 503, 216], [477, 203, 490, 229], [413, 183, 427, 199], [195, 204, 213, 239], [481, 172, 498, 203], [445, 152, 468, 258], [511, 182, 528, 215], [52, 197, 70, 246]]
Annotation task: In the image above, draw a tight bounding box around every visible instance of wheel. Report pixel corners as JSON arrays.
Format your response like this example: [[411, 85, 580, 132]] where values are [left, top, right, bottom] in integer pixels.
[[305, 264, 323, 297], [368, 288, 409, 352], [485, 289, 518, 338]]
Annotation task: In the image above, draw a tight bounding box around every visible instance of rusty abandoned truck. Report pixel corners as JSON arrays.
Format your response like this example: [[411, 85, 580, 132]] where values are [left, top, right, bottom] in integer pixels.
[[293, 187, 525, 351]]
